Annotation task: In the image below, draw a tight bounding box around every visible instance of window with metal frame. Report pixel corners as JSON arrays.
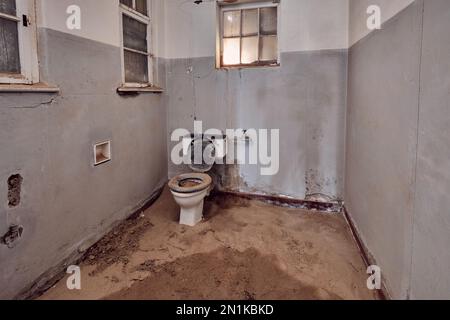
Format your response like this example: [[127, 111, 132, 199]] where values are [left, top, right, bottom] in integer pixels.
[[219, 1, 279, 68], [119, 0, 153, 86], [0, 0, 39, 84]]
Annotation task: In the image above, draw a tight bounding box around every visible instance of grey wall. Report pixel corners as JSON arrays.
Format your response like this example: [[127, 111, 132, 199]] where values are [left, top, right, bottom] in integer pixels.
[[3, 0, 450, 300], [167, 50, 348, 201], [346, 0, 450, 299], [0, 28, 168, 299], [345, 1, 423, 299], [411, 0, 450, 299]]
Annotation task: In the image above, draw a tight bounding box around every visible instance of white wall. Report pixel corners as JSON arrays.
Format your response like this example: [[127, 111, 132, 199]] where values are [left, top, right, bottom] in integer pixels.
[[349, 0, 414, 46], [36, 0, 350, 59], [164, 0, 349, 59], [34, 0, 417, 59], [281, 0, 348, 52], [37, 0, 121, 46], [36, 0, 166, 57]]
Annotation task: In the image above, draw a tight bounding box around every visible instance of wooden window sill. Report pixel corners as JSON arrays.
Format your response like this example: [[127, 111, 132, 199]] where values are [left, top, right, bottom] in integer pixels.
[[0, 83, 60, 93], [219, 63, 280, 70], [117, 85, 164, 94]]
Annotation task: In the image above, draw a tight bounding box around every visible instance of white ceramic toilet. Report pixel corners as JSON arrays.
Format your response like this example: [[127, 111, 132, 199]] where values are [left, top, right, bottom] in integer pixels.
[[168, 173, 212, 226], [168, 135, 225, 226]]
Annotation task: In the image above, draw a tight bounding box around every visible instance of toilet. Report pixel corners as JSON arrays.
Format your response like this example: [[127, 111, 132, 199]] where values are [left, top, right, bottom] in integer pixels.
[[168, 173, 212, 226], [168, 135, 224, 226]]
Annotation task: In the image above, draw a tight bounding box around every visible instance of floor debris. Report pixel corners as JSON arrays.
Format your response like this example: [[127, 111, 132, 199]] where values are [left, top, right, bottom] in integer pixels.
[[40, 187, 377, 300]]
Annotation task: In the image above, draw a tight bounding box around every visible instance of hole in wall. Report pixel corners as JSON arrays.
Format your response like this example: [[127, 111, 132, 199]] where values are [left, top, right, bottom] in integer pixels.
[[1, 225, 24, 249], [8, 174, 23, 208], [94, 141, 112, 166]]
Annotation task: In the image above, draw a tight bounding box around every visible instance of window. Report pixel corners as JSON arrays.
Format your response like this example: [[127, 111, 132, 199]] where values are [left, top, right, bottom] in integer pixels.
[[0, 0, 39, 84], [119, 0, 153, 87], [218, 1, 279, 68]]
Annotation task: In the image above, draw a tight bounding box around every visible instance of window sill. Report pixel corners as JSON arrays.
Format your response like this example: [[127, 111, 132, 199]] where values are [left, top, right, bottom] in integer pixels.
[[218, 63, 280, 70], [0, 83, 60, 93], [117, 85, 164, 94]]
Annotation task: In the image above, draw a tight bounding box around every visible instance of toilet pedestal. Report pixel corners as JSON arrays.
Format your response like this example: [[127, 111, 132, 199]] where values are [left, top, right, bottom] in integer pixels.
[[169, 187, 210, 227], [179, 201, 205, 227]]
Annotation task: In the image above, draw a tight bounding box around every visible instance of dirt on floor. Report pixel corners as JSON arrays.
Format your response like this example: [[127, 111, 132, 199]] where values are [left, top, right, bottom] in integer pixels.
[[39, 187, 377, 300], [108, 247, 341, 300], [84, 214, 155, 275]]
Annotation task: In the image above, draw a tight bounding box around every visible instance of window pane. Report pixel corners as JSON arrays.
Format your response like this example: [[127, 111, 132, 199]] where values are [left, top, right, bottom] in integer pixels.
[[124, 50, 148, 83], [260, 7, 277, 35], [123, 15, 147, 52], [223, 11, 240, 38], [135, 0, 147, 16], [0, 0, 16, 16], [259, 36, 277, 61], [242, 9, 258, 36], [222, 38, 240, 65], [0, 17, 20, 73], [241, 36, 258, 64], [119, 0, 132, 8]]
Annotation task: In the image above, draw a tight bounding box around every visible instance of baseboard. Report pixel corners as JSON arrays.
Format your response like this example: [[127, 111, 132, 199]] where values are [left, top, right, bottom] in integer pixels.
[[216, 190, 343, 213], [343, 207, 391, 300]]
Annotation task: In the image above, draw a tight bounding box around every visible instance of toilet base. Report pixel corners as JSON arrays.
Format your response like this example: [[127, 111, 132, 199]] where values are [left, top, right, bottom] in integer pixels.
[[170, 188, 210, 227], [179, 200, 205, 227]]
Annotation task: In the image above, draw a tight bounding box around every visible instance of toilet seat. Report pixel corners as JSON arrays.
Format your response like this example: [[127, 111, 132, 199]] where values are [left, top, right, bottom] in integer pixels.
[[168, 173, 212, 194]]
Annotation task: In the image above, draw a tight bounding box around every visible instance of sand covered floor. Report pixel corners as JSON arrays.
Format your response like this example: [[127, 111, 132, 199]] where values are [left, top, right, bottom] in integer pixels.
[[40, 188, 376, 300]]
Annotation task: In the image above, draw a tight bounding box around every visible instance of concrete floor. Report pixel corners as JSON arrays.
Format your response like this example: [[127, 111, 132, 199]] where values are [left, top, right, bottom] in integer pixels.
[[40, 188, 376, 300]]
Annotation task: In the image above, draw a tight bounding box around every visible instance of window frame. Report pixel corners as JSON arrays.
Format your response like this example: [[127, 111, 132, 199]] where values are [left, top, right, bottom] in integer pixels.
[[119, 0, 154, 87], [217, 1, 280, 69], [0, 0, 39, 84]]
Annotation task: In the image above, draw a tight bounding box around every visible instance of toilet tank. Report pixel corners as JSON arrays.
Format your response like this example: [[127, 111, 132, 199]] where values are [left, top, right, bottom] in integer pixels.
[[182, 134, 227, 173]]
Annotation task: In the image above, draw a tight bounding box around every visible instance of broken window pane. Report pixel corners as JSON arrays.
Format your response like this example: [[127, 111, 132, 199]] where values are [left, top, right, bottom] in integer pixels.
[[124, 50, 148, 83], [260, 7, 277, 35], [0, 17, 20, 73], [222, 38, 240, 65], [0, 0, 16, 16], [135, 0, 148, 16], [242, 9, 258, 36], [119, 0, 132, 8], [241, 36, 258, 64], [259, 35, 277, 61], [223, 10, 240, 38], [122, 14, 147, 52]]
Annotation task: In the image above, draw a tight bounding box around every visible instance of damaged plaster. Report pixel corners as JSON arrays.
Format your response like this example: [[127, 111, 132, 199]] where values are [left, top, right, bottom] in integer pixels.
[[7, 174, 23, 207]]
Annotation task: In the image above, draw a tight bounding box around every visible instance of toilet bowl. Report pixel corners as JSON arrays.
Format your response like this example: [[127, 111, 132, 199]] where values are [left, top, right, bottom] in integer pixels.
[[168, 173, 213, 226]]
